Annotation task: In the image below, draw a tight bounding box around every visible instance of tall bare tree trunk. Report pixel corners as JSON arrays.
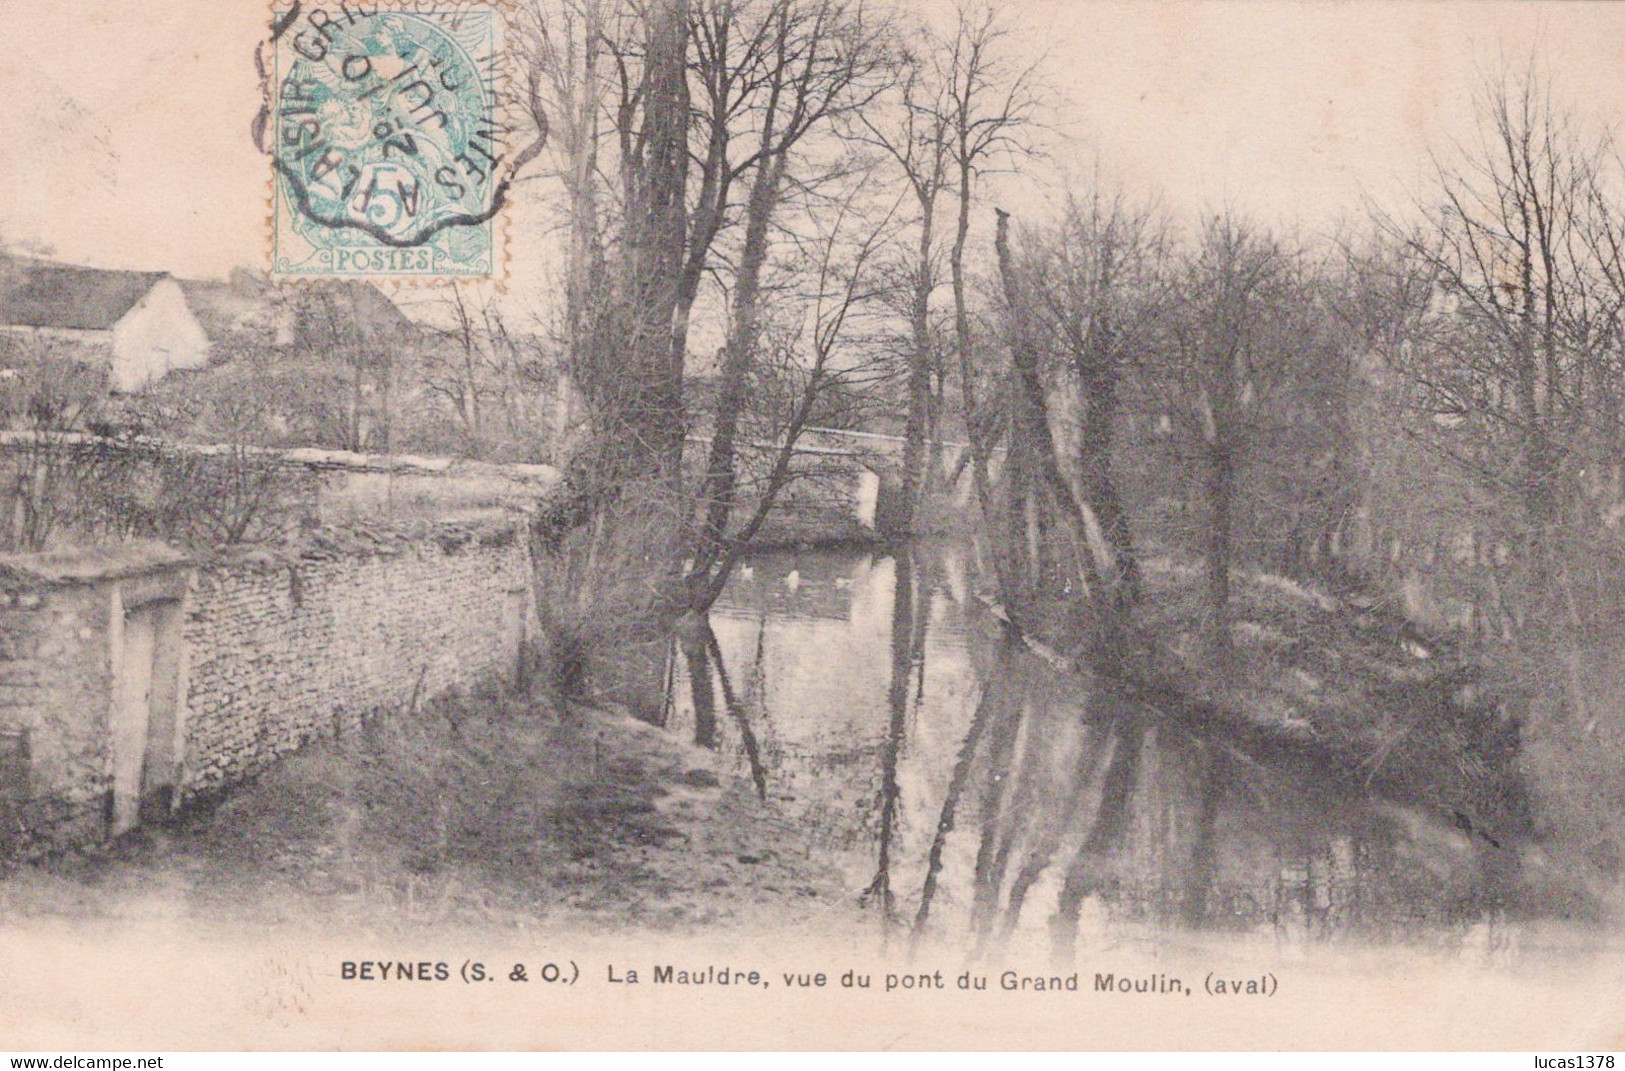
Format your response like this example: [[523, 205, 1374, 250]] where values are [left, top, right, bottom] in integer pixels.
[[897, 195, 938, 536], [995, 209, 1108, 603], [690, 74, 788, 604], [951, 152, 1020, 620], [1204, 291, 1240, 658], [1205, 441, 1235, 658], [1075, 249, 1140, 601], [629, 0, 691, 485], [564, 0, 604, 384]]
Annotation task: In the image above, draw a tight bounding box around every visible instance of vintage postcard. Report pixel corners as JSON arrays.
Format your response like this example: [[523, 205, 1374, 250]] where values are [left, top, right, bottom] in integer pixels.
[[1, 0, 1624, 1052]]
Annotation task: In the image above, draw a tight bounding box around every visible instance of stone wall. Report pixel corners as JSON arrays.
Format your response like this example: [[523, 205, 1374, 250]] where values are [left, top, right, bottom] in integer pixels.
[[0, 513, 536, 858], [181, 515, 534, 799], [0, 543, 192, 856], [0, 432, 563, 554]]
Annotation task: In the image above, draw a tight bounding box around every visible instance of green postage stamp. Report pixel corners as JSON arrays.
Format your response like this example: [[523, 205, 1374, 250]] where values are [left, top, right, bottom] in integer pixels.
[[266, 3, 513, 279]]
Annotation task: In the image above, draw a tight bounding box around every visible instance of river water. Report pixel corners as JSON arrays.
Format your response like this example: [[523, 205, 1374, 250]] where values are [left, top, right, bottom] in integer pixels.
[[646, 541, 1615, 965]]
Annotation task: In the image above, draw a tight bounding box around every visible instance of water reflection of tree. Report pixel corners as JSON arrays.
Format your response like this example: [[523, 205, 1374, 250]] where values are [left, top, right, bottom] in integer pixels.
[[1182, 745, 1230, 928], [912, 635, 1021, 949], [659, 543, 1518, 957], [902, 561, 1150, 955], [1049, 712, 1146, 959], [673, 613, 769, 799], [997, 719, 1115, 946], [922, 634, 1517, 959], [677, 616, 719, 749], [969, 689, 1030, 950], [861, 548, 938, 936], [905, 652, 1259, 960]]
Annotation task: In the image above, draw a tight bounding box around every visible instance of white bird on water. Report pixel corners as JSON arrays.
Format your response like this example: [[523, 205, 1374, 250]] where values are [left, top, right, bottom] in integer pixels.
[[738, 564, 755, 581], [784, 569, 802, 593]]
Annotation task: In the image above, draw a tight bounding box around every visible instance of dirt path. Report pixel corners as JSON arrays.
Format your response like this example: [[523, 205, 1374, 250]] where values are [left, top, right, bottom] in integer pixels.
[[0, 692, 855, 936]]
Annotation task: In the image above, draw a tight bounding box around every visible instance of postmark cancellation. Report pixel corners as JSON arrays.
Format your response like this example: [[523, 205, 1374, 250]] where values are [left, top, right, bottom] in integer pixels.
[[264, 2, 517, 281]]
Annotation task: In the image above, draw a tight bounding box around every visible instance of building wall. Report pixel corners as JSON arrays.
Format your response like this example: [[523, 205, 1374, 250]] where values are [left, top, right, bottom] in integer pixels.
[[0, 583, 117, 855], [110, 278, 210, 393]]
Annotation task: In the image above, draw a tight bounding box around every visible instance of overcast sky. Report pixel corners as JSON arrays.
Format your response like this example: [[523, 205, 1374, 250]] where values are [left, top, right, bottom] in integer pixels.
[[3, 0, 1624, 287]]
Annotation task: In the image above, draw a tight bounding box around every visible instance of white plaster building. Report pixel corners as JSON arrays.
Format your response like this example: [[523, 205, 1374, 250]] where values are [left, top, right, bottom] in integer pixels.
[[0, 258, 210, 392]]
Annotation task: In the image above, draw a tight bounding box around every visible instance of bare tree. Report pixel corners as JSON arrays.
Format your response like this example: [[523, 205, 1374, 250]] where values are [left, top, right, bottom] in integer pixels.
[[516, 0, 610, 386], [525, 0, 692, 503], [290, 286, 407, 453], [524, 0, 887, 518], [946, 4, 1041, 608], [857, 25, 954, 535], [1148, 214, 1324, 658], [993, 207, 1110, 610], [686, 0, 892, 607], [624, 0, 692, 485], [684, 176, 897, 614], [0, 337, 106, 551], [420, 283, 495, 451], [1387, 72, 1614, 605], [1010, 188, 1171, 605]]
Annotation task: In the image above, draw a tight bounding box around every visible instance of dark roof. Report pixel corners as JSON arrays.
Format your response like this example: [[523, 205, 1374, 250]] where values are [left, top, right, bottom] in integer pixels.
[[178, 276, 284, 343], [294, 280, 414, 338], [0, 257, 168, 331], [180, 275, 412, 346]]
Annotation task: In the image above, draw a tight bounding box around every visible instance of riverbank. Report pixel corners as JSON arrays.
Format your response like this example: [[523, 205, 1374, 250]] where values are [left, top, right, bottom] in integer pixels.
[[987, 548, 1621, 921], [0, 686, 852, 934]]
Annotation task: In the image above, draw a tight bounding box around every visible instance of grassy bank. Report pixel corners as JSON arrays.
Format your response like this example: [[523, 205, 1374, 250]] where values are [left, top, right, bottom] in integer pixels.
[[0, 685, 848, 934]]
